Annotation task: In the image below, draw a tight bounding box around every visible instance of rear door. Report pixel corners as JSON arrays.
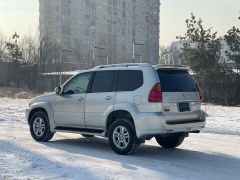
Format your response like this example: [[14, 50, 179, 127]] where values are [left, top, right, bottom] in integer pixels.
[[157, 69, 201, 123], [84, 71, 117, 129]]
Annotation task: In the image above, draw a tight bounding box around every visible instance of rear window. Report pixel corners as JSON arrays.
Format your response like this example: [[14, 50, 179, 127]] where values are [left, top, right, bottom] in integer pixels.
[[117, 70, 143, 91], [157, 70, 197, 92]]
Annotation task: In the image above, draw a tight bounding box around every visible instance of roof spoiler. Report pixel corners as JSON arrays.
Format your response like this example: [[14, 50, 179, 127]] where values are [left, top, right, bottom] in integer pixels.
[[153, 64, 190, 71]]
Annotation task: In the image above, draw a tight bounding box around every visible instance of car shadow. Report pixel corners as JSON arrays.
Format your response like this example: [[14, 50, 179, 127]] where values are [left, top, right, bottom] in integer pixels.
[[41, 136, 240, 179]]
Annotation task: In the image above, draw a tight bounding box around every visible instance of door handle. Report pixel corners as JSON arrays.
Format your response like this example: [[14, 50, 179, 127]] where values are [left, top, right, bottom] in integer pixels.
[[105, 96, 113, 100], [78, 97, 85, 101]]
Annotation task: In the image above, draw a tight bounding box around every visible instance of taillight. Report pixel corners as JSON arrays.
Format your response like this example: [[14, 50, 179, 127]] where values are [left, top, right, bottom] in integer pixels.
[[148, 83, 163, 102], [196, 83, 202, 100]]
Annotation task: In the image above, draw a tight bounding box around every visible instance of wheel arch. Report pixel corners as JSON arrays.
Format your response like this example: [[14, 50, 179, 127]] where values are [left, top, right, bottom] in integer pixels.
[[28, 107, 48, 125], [105, 110, 135, 137]]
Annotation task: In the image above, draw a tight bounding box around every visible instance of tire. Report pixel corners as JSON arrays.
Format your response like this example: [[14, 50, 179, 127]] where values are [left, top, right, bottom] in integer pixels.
[[108, 119, 139, 155], [30, 111, 54, 142], [81, 134, 94, 138], [155, 133, 185, 148]]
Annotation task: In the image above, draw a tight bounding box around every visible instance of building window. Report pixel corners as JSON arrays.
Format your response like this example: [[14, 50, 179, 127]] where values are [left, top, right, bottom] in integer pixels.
[[62, 25, 71, 35]]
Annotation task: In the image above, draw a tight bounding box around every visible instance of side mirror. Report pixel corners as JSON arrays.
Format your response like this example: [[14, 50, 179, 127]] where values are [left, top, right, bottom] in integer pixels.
[[54, 86, 62, 95]]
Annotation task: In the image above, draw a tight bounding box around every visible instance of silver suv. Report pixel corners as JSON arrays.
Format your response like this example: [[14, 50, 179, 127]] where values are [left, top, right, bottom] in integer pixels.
[[26, 63, 206, 154]]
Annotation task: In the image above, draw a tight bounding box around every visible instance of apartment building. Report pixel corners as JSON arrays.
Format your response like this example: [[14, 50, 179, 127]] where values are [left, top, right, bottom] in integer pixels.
[[39, 0, 160, 69]]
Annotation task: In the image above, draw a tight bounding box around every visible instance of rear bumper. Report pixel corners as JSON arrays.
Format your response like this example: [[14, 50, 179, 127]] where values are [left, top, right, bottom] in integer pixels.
[[134, 110, 206, 138]]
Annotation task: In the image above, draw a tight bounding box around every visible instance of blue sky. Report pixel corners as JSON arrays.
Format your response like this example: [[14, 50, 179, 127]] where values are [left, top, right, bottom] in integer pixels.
[[0, 0, 239, 46]]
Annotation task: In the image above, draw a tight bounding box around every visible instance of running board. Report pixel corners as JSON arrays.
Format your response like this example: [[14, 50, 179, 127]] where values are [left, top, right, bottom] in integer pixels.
[[54, 126, 104, 134]]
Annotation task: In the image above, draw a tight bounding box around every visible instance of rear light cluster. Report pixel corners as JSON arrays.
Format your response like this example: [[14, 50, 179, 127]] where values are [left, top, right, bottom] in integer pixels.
[[148, 83, 163, 102], [196, 83, 202, 101]]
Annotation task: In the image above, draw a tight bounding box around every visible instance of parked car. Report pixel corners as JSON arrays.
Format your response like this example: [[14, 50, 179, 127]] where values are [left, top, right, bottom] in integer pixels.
[[26, 63, 206, 155]]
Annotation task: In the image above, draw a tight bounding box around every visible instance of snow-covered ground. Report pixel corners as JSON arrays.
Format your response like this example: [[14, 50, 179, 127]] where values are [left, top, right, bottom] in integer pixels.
[[0, 98, 239, 180]]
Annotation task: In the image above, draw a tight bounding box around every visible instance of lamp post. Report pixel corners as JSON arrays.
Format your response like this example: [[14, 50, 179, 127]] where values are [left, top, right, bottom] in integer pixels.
[[40, 37, 46, 73], [93, 46, 107, 67], [134, 53, 142, 63], [98, 55, 109, 65], [132, 42, 144, 63], [59, 49, 72, 85]]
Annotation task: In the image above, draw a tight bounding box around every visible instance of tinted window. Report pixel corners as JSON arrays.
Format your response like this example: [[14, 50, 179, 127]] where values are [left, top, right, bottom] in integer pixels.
[[91, 71, 115, 93], [63, 72, 92, 94], [117, 70, 143, 91], [157, 70, 197, 92]]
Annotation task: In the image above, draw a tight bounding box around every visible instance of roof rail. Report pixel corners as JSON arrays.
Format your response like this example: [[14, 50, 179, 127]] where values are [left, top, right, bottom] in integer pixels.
[[153, 64, 190, 70], [93, 63, 151, 69]]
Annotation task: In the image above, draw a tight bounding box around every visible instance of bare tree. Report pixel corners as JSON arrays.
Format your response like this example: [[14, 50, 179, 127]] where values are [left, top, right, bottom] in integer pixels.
[[160, 46, 172, 64], [72, 39, 83, 69], [39, 37, 61, 72], [20, 35, 39, 64], [0, 32, 7, 61], [106, 36, 117, 64]]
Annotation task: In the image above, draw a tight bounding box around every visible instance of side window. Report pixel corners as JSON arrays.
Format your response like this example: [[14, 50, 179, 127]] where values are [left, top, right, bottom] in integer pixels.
[[91, 71, 115, 93], [117, 70, 143, 91], [63, 72, 92, 95]]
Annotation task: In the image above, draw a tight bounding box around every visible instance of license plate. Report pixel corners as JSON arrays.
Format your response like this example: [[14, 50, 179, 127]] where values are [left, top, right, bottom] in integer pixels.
[[178, 102, 190, 112]]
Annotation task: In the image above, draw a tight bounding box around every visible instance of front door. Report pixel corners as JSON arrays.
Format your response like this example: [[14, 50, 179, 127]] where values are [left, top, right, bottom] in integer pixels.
[[54, 72, 92, 127]]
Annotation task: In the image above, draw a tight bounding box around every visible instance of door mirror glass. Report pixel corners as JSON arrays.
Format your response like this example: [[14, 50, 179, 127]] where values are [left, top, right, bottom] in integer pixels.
[[55, 86, 62, 95]]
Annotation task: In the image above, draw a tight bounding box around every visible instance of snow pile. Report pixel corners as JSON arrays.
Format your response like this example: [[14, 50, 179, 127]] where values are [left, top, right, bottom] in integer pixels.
[[202, 104, 240, 136], [0, 98, 29, 122]]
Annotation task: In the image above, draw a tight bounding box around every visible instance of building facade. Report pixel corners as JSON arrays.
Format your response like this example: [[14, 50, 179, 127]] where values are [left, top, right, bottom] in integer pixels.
[[39, 0, 160, 70]]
